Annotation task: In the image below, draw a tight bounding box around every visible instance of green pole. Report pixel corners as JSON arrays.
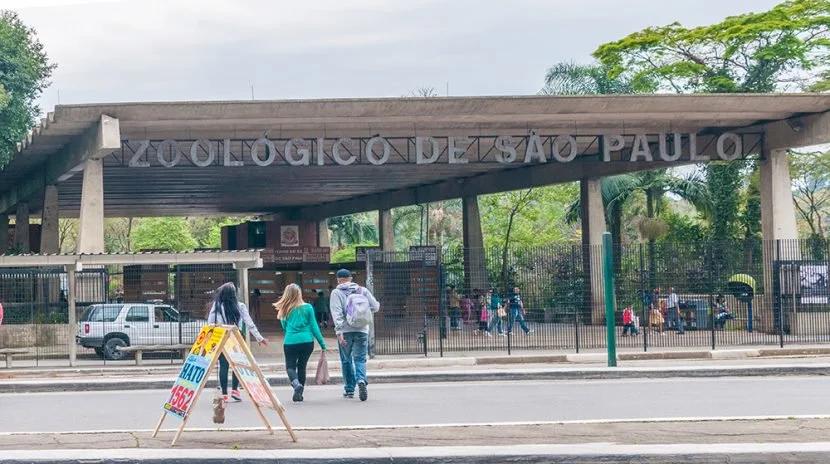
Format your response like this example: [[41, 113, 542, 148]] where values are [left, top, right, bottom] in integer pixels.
[[603, 232, 617, 367]]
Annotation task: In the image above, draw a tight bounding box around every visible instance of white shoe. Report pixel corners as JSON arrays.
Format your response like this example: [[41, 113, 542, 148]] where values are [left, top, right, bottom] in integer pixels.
[[485, 332, 492, 337]]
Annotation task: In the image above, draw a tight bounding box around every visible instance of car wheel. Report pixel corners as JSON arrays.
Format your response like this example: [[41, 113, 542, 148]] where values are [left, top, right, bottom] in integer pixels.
[[94, 348, 105, 358], [104, 337, 128, 361]]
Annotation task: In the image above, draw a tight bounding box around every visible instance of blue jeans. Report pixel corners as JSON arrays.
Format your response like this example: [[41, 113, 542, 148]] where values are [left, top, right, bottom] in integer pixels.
[[667, 308, 685, 333], [338, 332, 368, 393], [486, 309, 502, 334], [507, 307, 529, 334]]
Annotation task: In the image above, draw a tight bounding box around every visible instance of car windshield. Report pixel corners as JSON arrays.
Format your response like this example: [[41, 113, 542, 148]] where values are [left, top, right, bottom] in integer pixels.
[[80, 304, 123, 322]]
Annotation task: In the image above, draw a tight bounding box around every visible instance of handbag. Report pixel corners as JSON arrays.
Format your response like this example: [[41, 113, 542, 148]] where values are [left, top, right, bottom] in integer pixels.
[[315, 351, 330, 385], [497, 307, 507, 319]]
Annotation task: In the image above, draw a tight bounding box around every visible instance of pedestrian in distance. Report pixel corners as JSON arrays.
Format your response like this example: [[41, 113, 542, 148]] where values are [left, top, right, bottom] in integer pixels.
[[621, 305, 639, 336], [274, 283, 327, 402], [506, 286, 532, 335], [485, 288, 505, 337], [330, 269, 380, 401], [208, 282, 269, 403], [668, 287, 685, 335]]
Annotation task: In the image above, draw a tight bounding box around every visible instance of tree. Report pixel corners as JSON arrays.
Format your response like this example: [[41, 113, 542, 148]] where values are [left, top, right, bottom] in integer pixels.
[[0, 11, 55, 168], [328, 213, 378, 249], [594, 0, 830, 93], [58, 218, 77, 253], [104, 218, 136, 253], [791, 150, 830, 256], [540, 61, 638, 95], [131, 217, 198, 252]]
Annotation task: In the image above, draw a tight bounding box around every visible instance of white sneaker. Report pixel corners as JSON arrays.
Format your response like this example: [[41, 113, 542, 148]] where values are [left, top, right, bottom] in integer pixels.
[[485, 332, 492, 337]]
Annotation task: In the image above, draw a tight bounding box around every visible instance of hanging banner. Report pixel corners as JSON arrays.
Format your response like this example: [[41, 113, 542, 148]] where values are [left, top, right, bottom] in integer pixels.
[[152, 325, 296, 446]]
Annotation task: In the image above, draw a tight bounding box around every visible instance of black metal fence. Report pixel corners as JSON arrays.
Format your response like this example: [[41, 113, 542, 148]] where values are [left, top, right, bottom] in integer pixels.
[[0, 263, 236, 367], [368, 239, 830, 356]]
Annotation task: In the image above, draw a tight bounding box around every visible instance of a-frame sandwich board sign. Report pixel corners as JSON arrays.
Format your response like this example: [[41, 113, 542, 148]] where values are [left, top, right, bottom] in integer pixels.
[[151, 325, 296, 446]]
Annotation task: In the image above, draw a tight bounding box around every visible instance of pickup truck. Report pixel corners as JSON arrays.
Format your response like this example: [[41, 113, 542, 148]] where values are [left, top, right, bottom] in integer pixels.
[[76, 303, 206, 360]]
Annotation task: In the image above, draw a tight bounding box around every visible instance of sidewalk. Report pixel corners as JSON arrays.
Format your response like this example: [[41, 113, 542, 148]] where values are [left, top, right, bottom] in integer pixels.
[[5, 353, 830, 393], [2, 418, 830, 462]]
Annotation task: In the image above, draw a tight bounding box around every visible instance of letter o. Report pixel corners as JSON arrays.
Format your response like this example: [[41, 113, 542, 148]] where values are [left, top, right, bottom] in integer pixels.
[[251, 137, 277, 166], [717, 133, 742, 161], [552, 135, 578, 162], [366, 136, 390, 165], [190, 139, 216, 167], [157, 140, 182, 168]]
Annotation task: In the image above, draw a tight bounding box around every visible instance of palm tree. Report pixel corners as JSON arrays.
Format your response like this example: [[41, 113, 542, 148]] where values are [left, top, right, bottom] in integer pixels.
[[328, 214, 378, 250], [566, 169, 711, 283], [540, 61, 637, 96]]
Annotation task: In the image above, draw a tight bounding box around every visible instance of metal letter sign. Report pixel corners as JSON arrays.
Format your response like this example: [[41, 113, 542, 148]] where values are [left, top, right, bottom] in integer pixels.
[[122, 132, 758, 168]]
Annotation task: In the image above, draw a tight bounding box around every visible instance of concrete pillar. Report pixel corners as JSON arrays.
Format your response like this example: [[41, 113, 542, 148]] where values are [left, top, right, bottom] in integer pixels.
[[0, 215, 8, 254], [580, 178, 606, 325], [77, 158, 105, 254], [462, 196, 488, 292], [760, 146, 800, 333], [237, 266, 251, 344], [14, 202, 30, 253], [317, 219, 331, 248], [378, 209, 394, 252], [40, 185, 59, 254]]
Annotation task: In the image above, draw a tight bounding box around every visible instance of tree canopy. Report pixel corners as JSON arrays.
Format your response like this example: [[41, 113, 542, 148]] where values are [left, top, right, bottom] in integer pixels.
[[0, 10, 55, 168], [594, 0, 830, 93]]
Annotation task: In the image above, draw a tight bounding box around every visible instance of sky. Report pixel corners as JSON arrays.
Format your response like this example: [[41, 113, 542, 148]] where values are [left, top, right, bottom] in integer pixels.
[[2, 0, 783, 114]]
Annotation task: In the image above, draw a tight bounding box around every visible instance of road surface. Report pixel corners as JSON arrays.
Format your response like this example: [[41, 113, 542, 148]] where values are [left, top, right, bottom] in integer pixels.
[[2, 377, 828, 433]]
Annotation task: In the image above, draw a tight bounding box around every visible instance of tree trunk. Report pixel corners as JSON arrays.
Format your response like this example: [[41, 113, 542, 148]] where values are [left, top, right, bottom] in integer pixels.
[[646, 190, 657, 291], [501, 210, 516, 292]]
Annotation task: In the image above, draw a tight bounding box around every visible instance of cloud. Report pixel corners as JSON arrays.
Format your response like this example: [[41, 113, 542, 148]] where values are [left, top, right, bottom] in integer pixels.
[[6, 0, 784, 112]]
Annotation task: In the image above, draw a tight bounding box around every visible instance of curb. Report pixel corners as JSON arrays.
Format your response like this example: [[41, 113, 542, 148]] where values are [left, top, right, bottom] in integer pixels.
[[3, 364, 830, 393], [6, 346, 830, 380], [3, 443, 830, 463]]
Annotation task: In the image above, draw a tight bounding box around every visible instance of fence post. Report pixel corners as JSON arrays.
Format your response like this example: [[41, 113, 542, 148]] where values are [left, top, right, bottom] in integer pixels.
[[66, 265, 77, 367], [708, 243, 716, 351], [639, 244, 647, 353], [603, 232, 617, 367]]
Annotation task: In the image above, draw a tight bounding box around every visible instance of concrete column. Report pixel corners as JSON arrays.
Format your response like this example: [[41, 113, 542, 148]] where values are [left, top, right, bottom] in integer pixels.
[[237, 266, 251, 344], [0, 215, 8, 254], [378, 209, 394, 252], [66, 266, 77, 367], [760, 146, 800, 333], [14, 202, 30, 253], [77, 158, 105, 254], [40, 185, 59, 254], [462, 196, 488, 292], [580, 178, 607, 325], [317, 219, 331, 248]]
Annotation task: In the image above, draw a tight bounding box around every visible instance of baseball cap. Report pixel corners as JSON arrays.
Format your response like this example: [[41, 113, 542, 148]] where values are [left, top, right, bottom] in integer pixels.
[[336, 269, 352, 279]]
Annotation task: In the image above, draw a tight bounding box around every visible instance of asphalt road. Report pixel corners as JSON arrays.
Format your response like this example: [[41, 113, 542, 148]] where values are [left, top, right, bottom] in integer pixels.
[[2, 377, 829, 433]]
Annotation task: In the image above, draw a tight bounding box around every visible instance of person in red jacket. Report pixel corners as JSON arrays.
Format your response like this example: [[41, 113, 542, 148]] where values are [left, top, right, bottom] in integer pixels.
[[0, 302, 4, 326], [622, 305, 639, 337]]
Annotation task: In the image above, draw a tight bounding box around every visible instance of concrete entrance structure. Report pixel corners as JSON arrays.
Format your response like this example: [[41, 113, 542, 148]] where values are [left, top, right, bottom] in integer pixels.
[[1, 94, 829, 323]]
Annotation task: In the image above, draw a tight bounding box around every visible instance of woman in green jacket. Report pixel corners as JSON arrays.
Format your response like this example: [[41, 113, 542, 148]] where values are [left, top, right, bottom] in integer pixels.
[[274, 283, 327, 402]]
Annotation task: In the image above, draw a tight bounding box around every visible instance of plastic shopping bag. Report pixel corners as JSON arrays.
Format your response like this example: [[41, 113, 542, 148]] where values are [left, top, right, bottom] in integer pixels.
[[315, 351, 330, 385]]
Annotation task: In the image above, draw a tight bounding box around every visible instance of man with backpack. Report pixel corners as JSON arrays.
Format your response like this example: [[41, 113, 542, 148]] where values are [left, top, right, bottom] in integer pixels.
[[330, 269, 380, 401]]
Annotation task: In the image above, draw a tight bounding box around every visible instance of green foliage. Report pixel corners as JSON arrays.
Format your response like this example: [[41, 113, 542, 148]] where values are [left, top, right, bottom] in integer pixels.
[[540, 61, 638, 95], [480, 184, 578, 251], [660, 212, 707, 244], [331, 242, 378, 263], [594, 0, 830, 93], [0, 11, 55, 168], [706, 162, 745, 242], [131, 217, 198, 252], [104, 218, 137, 253], [329, 213, 378, 250]]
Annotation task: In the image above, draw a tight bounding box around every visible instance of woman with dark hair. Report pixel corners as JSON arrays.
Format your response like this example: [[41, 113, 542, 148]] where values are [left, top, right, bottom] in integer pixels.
[[208, 282, 269, 402]]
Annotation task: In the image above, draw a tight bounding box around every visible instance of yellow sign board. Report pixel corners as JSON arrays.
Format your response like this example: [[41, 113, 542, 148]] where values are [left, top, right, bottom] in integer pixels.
[[152, 325, 295, 446]]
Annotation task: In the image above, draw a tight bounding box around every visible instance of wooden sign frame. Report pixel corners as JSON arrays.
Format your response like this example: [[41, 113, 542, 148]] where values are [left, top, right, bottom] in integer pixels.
[[152, 325, 296, 446]]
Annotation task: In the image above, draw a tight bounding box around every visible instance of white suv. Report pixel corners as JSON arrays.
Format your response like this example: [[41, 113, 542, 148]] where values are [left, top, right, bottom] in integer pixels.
[[76, 303, 206, 360]]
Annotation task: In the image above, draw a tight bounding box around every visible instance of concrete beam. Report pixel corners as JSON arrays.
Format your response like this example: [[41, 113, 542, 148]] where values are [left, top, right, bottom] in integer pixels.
[[76, 157, 104, 254], [14, 202, 30, 253], [0, 215, 7, 254], [765, 111, 830, 150], [292, 133, 762, 220], [462, 196, 487, 292], [0, 115, 120, 215], [0, 250, 263, 268], [378, 210, 394, 252], [40, 185, 59, 254]]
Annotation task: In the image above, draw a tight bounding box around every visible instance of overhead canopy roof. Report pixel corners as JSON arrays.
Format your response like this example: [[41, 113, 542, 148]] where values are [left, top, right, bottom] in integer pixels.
[[2, 93, 829, 218]]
